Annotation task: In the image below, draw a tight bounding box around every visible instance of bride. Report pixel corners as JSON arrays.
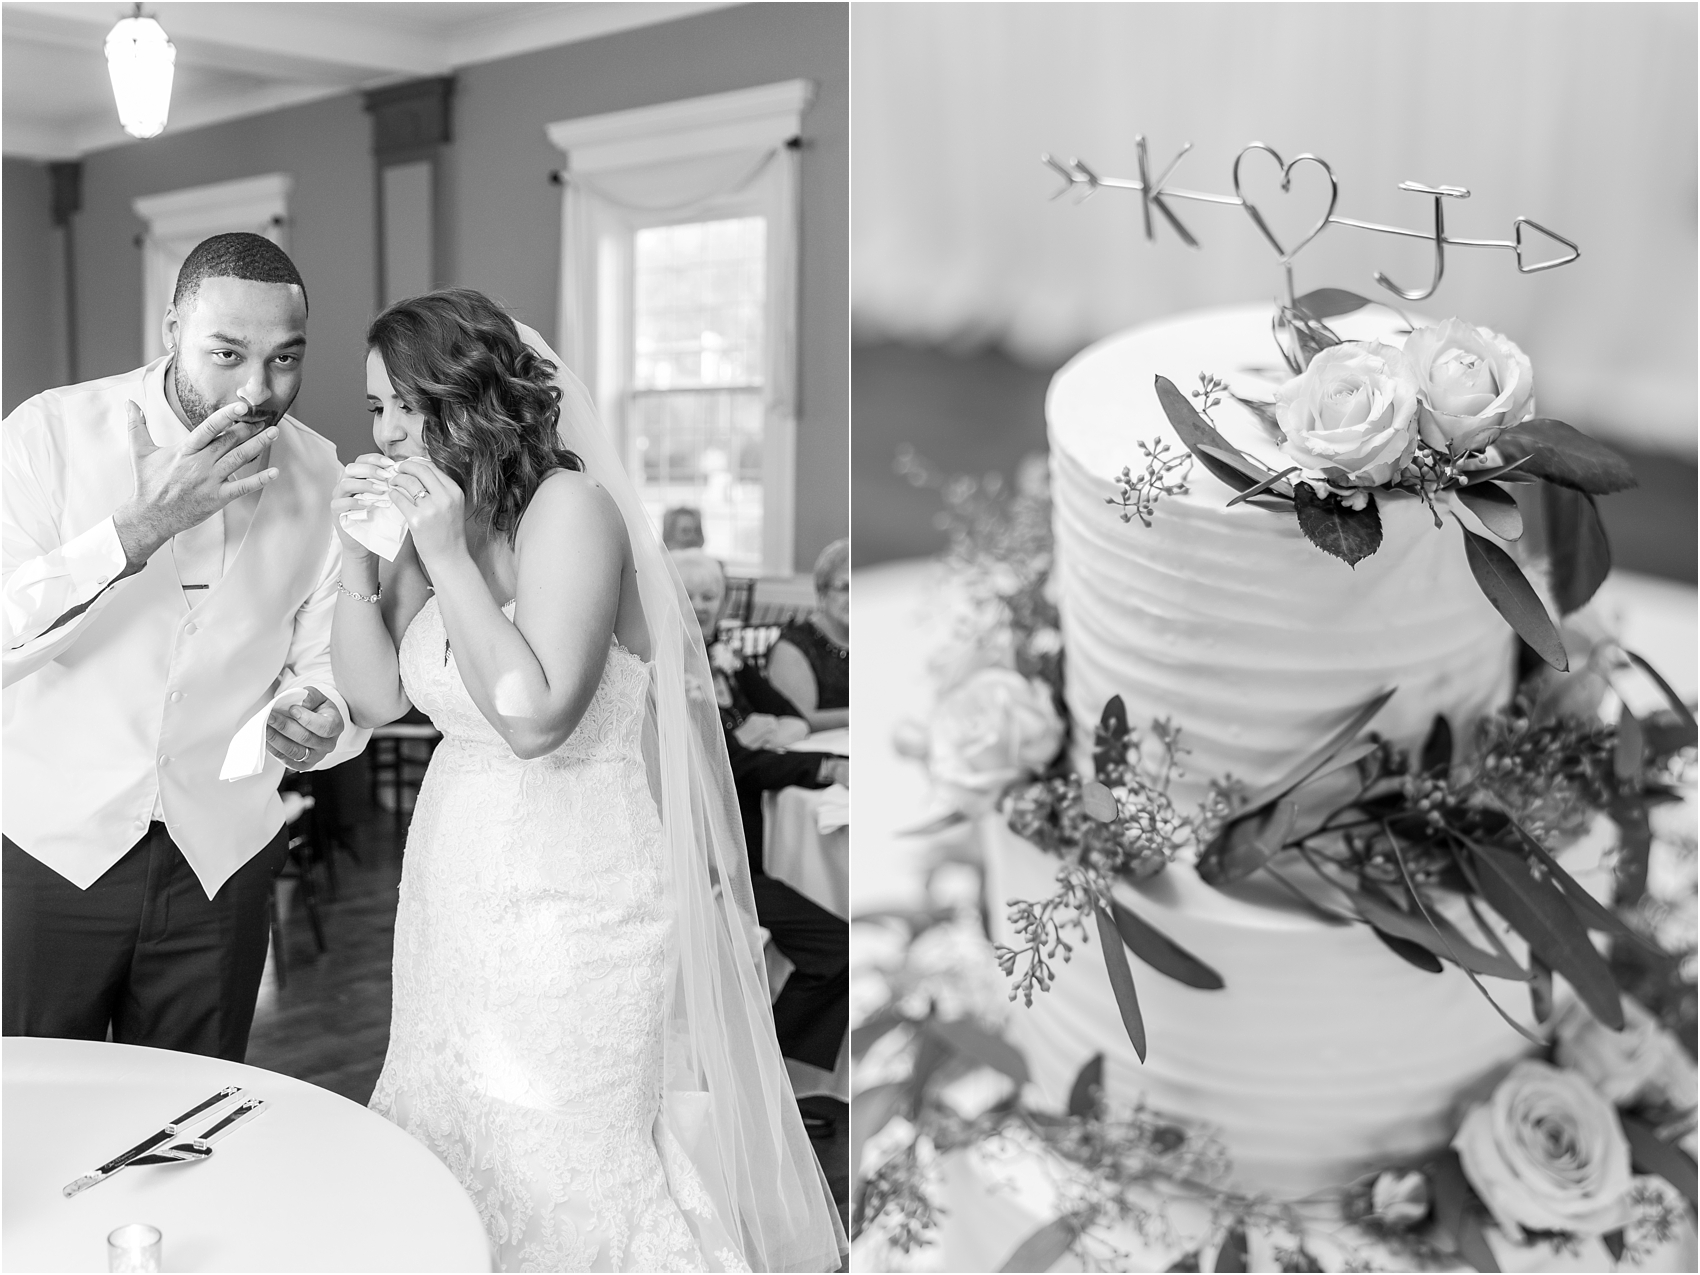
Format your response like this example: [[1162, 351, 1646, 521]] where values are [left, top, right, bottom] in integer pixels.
[[328, 288, 844, 1273]]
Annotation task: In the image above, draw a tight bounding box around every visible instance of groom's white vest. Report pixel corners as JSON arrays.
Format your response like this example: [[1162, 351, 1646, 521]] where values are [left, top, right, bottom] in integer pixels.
[[2, 357, 368, 897]]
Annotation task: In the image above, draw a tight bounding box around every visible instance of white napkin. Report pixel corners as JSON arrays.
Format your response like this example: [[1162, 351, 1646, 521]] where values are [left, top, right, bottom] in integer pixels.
[[220, 687, 311, 781], [815, 783, 849, 834], [339, 458, 410, 561]]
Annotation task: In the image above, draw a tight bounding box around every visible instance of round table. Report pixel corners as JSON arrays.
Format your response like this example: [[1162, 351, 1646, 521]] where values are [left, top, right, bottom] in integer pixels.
[[764, 727, 850, 920], [3, 1038, 491, 1272]]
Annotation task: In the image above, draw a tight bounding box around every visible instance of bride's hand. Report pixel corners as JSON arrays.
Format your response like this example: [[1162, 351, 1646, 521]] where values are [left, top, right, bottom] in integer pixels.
[[388, 456, 467, 565], [331, 453, 396, 560]]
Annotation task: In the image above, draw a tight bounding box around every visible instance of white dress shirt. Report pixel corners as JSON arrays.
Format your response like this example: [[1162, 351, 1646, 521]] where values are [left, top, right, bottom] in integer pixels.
[[2, 356, 370, 897]]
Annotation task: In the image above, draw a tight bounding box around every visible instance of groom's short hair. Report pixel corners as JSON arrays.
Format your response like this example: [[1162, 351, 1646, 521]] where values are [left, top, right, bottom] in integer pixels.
[[174, 232, 308, 315]]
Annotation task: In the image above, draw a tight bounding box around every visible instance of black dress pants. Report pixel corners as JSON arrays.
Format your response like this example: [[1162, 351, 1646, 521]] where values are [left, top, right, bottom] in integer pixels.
[[2, 823, 288, 1061], [752, 873, 848, 1072]]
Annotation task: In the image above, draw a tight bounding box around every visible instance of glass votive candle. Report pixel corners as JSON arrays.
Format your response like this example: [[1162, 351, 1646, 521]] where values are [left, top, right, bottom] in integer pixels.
[[107, 1223, 162, 1273]]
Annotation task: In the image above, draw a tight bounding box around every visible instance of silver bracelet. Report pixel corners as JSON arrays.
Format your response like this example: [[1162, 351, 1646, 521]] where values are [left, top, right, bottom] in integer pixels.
[[338, 581, 382, 604]]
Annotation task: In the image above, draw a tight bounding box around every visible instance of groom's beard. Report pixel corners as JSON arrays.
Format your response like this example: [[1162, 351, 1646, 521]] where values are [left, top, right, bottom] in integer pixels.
[[173, 364, 294, 431]]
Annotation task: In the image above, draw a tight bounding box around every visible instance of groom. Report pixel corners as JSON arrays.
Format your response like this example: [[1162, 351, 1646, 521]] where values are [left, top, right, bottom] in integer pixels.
[[2, 232, 368, 1061]]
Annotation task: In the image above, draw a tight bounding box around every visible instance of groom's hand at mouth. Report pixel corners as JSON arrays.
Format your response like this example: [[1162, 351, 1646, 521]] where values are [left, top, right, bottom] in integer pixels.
[[266, 686, 345, 770]]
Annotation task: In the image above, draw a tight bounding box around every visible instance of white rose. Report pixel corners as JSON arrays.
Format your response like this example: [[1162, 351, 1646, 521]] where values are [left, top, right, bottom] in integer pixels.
[[927, 668, 1063, 815], [1403, 319, 1535, 456], [1555, 996, 1698, 1111], [1454, 1059, 1635, 1240], [1275, 342, 1420, 488], [1370, 1169, 1431, 1227]]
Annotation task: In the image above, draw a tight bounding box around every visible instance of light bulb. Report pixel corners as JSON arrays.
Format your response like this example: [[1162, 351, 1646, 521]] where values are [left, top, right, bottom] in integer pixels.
[[105, 12, 175, 140]]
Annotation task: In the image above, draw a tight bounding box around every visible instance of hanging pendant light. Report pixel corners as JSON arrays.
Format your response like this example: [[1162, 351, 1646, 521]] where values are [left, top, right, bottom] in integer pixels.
[[105, 4, 176, 139]]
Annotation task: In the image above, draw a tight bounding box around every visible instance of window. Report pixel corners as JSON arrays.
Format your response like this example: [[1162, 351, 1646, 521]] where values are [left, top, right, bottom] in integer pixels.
[[549, 81, 811, 575]]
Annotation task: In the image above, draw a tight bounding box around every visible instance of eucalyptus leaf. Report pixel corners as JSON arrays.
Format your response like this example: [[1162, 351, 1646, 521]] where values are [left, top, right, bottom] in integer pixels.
[[1542, 484, 1611, 614], [1153, 376, 1260, 492], [1238, 688, 1397, 812], [1197, 798, 1298, 886], [1214, 1223, 1249, 1273], [1225, 466, 1300, 508], [1080, 780, 1119, 823], [1109, 898, 1227, 989], [1464, 839, 1623, 1030], [1349, 886, 1527, 980], [1610, 794, 1652, 906], [1229, 393, 1283, 441], [852, 1007, 906, 1059], [1198, 444, 1277, 484], [1456, 482, 1523, 541], [1293, 485, 1383, 566], [849, 1082, 906, 1189], [1604, 1231, 1627, 1263], [923, 1016, 1032, 1085], [1495, 419, 1637, 494], [1616, 708, 1646, 780], [1462, 455, 1536, 485], [1626, 650, 1700, 744], [1421, 715, 1453, 776], [1429, 1149, 1502, 1273], [1529, 952, 1554, 1024], [1374, 926, 1444, 973], [1623, 1113, 1700, 1206], [1093, 695, 1131, 780], [1293, 287, 1374, 320], [1067, 1053, 1105, 1118], [1458, 523, 1568, 670], [1164, 1253, 1202, 1273], [1093, 901, 1147, 1061], [998, 1216, 1078, 1273]]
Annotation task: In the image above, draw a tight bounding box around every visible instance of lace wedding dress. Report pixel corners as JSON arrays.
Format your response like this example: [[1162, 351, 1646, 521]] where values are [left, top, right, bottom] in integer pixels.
[[370, 596, 737, 1273]]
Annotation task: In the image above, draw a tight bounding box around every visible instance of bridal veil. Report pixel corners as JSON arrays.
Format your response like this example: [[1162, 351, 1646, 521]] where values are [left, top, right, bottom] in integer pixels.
[[515, 322, 846, 1273]]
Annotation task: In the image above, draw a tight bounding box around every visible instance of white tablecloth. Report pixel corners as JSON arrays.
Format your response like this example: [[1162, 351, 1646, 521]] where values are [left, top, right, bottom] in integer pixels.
[[763, 728, 849, 920], [2, 1038, 490, 1272]]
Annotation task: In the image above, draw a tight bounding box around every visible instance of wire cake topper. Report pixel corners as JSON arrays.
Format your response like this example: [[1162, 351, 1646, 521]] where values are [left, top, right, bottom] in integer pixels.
[[1044, 137, 1580, 306]]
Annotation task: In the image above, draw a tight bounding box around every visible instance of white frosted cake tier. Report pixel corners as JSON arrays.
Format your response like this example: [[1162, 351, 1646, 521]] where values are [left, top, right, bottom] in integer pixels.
[[1048, 304, 1517, 801], [981, 815, 1605, 1195]]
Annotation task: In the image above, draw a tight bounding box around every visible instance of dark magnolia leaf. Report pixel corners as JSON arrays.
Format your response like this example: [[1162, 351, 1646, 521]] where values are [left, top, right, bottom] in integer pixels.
[[1541, 484, 1611, 615], [1225, 466, 1300, 508], [1422, 715, 1454, 776], [1603, 1230, 1627, 1262], [1622, 1113, 1700, 1206], [1456, 482, 1523, 541], [1462, 455, 1536, 486], [1429, 1149, 1503, 1273], [849, 1083, 906, 1189], [852, 1007, 906, 1059], [1611, 795, 1652, 906], [1350, 887, 1527, 980], [1529, 952, 1554, 1024], [1615, 708, 1646, 781], [1165, 1253, 1202, 1273], [1214, 1222, 1249, 1273], [1153, 376, 1260, 492], [1229, 393, 1283, 440], [1110, 897, 1227, 989], [1626, 650, 1700, 745], [1293, 287, 1374, 320], [1496, 419, 1637, 494], [923, 1016, 1032, 1085], [1458, 524, 1569, 671], [1197, 798, 1298, 886], [1080, 779, 1119, 824], [1093, 901, 1147, 1062], [1503, 821, 1658, 956], [998, 1216, 1078, 1273], [1240, 688, 1397, 812], [1093, 695, 1131, 780], [1067, 1052, 1105, 1118], [1198, 444, 1278, 484], [1465, 839, 1623, 1030], [1374, 925, 1444, 973], [1293, 484, 1383, 566]]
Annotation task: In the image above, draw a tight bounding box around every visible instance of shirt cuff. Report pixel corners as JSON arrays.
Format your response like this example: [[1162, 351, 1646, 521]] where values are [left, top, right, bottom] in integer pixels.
[[4, 516, 130, 648]]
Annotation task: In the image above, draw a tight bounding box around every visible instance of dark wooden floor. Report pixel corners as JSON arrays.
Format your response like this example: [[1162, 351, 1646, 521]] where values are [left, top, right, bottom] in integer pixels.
[[245, 805, 850, 1231]]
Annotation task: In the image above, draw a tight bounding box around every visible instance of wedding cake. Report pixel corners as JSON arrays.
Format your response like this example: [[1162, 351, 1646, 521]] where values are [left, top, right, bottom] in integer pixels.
[[987, 302, 1546, 1193]]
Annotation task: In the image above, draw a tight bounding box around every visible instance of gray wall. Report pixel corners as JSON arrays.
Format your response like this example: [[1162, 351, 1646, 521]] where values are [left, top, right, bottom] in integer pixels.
[[3, 157, 71, 413], [2, 3, 848, 574]]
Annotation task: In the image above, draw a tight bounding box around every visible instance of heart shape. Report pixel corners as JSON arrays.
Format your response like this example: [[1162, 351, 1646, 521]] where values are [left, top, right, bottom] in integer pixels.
[[1232, 144, 1338, 263]]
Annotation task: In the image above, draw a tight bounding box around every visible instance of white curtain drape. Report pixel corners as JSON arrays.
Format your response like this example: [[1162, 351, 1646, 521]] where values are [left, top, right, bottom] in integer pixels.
[[852, 3, 1696, 456]]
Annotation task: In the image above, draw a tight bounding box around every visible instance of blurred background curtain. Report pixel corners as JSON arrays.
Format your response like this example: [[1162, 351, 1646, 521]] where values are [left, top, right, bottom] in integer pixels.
[[851, 2, 1696, 457]]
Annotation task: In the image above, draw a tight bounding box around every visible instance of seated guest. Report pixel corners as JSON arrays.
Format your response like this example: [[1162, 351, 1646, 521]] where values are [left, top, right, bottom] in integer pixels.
[[767, 538, 849, 732], [661, 505, 705, 551], [673, 549, 848, 1075]]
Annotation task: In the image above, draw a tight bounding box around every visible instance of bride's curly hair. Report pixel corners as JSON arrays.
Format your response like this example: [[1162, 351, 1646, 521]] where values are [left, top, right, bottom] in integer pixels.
[[367, 288, 584, 544]]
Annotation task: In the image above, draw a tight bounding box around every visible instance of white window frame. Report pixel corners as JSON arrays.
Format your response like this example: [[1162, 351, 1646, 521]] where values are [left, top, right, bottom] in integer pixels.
[[132, 173, 292, 364], [547, 80, 811, 577]]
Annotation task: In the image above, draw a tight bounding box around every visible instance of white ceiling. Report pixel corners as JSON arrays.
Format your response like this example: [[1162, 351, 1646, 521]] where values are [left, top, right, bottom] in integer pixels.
[[3, 1, 729, 159]]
